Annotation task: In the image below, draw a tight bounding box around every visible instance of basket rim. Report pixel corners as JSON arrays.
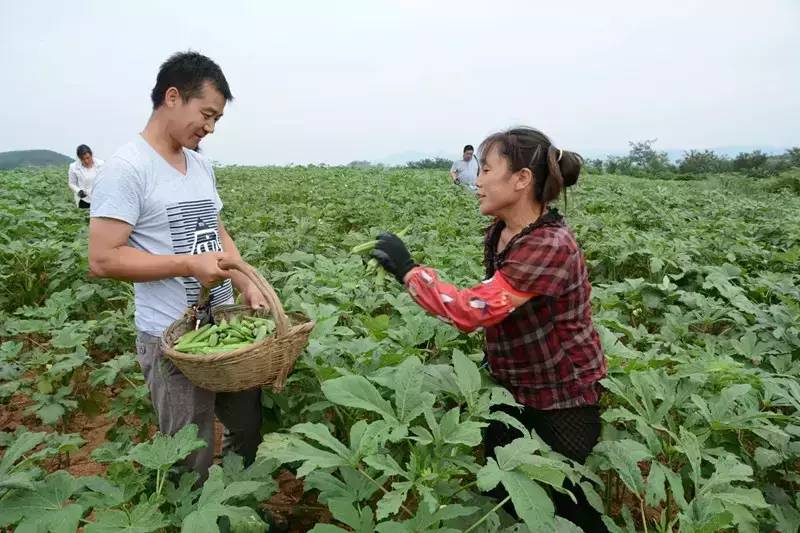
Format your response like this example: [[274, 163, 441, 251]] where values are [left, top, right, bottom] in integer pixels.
[[161, 312, 314, 364]]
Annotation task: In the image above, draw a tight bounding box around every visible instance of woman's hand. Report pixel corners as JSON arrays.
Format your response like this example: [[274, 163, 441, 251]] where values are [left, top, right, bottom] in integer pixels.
[[371, 232, 416, 284]]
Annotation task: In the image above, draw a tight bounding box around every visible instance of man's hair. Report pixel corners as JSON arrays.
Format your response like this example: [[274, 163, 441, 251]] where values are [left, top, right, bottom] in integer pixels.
[[463, 145, 474, 153], [150, 51, 233, 110], [76, 144, 92, 158]]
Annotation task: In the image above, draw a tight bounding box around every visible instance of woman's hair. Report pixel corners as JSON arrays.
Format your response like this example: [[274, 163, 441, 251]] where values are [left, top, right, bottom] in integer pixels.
[[76, 144, 92, 158], [478, 127, 582, 206]]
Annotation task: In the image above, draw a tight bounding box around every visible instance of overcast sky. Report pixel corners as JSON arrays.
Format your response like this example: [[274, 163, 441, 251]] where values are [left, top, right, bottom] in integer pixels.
[[1, 1, 797, 165]]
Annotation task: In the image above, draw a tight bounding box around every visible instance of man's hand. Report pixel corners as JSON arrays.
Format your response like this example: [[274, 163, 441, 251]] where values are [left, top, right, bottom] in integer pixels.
[[240, 282, 268, 309], [78, 190, 87, 198], [187, 252, 232, 287]]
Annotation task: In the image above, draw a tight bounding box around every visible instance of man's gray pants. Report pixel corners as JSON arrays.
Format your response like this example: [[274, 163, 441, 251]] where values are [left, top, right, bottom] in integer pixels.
[[136, 331, 262, 480]]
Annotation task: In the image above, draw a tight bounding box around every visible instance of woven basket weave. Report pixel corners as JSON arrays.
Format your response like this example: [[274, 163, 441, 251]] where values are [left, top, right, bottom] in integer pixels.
[[161, 259, 314, 393]]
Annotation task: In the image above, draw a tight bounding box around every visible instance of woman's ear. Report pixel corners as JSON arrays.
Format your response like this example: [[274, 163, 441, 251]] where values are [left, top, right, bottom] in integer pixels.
[[513, 167, 534, 191]]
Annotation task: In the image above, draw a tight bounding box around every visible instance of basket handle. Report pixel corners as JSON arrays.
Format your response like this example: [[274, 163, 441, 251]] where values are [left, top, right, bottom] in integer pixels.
[[218, 258, 290, 337]]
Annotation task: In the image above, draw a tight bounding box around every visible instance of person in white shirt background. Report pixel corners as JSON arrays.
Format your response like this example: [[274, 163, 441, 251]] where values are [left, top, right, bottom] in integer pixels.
[[449, 144, 479, 191], [68, 144, 104, 208]]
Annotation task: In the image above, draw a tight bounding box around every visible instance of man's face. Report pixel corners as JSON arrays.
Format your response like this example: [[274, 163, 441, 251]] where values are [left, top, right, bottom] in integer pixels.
[[79, 153, 93, 167], [166, 80, 226, 149], [463, 150, 474, 161]]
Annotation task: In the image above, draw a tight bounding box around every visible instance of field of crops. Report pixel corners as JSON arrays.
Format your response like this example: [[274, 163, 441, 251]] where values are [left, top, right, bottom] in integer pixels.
[[1, 165, 799, 532]]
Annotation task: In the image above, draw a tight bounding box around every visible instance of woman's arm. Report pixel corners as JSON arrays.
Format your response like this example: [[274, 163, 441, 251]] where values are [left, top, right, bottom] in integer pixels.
[[403, 267, 534, 332]]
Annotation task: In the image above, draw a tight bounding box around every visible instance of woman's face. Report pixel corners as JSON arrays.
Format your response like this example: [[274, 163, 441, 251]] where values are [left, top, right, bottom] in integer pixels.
[[475, 145, 531, 217], [80, 153, 94, 167]]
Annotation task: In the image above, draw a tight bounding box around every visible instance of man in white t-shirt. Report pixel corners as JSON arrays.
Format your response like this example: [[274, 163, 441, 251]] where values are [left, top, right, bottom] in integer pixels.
[[450, 144, 479, 190], [88, 51, 268, 479], [67, 144, 104, 208]]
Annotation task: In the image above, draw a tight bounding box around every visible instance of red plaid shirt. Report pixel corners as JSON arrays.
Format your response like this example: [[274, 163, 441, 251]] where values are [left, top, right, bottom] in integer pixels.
[[406, 210, 606, 409]]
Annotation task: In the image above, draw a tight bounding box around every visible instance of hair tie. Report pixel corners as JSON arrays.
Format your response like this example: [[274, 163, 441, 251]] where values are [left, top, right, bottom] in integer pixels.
[[557, 149, 563, 162]]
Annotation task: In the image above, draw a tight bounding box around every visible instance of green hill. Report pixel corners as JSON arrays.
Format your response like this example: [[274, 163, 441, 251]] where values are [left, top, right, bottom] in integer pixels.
[[0, 149, 72, 170]]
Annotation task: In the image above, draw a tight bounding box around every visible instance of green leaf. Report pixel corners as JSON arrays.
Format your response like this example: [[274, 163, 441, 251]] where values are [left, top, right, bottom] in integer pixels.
[[676, 427, 702, 487], [699, 455, 754, 496], [363, 453, 407, 479], [350, 420, 395, 458], [322, 375, 396, 422], [292, 422, 353, 459], [0, 471, 41, 493], [392, 356, 435, 424], [181, 467, 267, 533], [220, 455, 277, 501], [85, 500, 168, 533], [258, 433, 348, 477], [494, 437, 544, 471], [453, 350, 481, 403], [502, 471, 555, 533], [305, 467, 380, 504], [483, 409, 529, 436], [78, 476, 129, 509], [89, 354, 137, 387], [754, 447, 782, 469], [771, 503, 800, 533], [594, 439, 652, 497], [0, 430, 45, 475], [477, 458, 504, 492], [124, 424, 207, 472], [226, 508, 271, 533], [376, 481, 413, 521], [0, 471, 83, 531], [34, 401, 66, 425], [439, 407, 485, 446], [645, 462, 668, 507], [50, 327, 87, 349], [710, 487, 769, 508]]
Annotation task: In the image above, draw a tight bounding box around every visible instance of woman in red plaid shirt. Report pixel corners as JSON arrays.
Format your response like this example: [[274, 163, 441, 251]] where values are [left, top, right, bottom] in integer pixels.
[[373, 127, 608, 531]]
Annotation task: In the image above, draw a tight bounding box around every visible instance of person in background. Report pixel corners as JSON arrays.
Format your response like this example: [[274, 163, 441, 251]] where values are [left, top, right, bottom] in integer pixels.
[[450, 144, 479, 190], [68, 144, 104, 208], [373, 127, 607, 532]]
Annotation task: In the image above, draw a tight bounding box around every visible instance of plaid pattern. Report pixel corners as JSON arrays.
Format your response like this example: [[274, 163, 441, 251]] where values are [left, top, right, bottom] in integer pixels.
[[483, 211, 607, 409]]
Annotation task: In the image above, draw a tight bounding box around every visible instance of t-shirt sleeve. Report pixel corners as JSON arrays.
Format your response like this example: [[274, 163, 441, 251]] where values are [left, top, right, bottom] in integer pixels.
[[90, 158, 142, 226], [498, 230, 576, 297], [450, 161, 458, 172]]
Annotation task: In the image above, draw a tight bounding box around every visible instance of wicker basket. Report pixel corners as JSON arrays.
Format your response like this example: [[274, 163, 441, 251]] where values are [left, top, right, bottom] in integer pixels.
[[161, 259, 314, 393]]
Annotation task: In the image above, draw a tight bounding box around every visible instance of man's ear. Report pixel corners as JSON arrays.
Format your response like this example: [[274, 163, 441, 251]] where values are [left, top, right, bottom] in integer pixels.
[[164, 86, 180, 108]]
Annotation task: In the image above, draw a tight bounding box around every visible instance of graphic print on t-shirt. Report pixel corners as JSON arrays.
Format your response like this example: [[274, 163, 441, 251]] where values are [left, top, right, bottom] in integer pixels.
[[166, 199, 233, 307]]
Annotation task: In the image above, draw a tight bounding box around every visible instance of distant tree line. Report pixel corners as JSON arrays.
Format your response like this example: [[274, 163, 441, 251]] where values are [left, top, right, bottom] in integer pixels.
[[583, 140, 800, 179]]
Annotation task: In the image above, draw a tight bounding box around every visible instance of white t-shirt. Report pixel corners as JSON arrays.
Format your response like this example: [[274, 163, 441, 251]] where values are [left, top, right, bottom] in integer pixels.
[[450, 157, 478, 186], [68, 158, 104, 205], [90, 136, 233, 336]]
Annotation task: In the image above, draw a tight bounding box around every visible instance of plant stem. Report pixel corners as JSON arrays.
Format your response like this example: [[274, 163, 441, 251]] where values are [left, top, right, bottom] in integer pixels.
[[639, 496, 649, 533], [452, 480, 478, 496], [465, 495, 511, 533], [356, 464, 414, 518]]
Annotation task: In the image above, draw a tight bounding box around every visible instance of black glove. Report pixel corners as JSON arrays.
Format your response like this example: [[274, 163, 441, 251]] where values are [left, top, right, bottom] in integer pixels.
[[371, 232, 416, 284], [78, 190, 87, 198]]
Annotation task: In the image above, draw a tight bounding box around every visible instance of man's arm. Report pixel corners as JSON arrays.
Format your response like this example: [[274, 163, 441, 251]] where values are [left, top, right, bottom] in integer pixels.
[[449, 163, 460, 182], [217, 218, 268, 308], [88, 217, 230, 286], [217, 219, 250, 292], [68, 167, 81, 195]]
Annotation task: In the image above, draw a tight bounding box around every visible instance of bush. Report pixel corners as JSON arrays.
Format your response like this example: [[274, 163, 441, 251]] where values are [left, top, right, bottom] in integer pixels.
[[406, 157, 453, 170], [678, 150, 730, 174]]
